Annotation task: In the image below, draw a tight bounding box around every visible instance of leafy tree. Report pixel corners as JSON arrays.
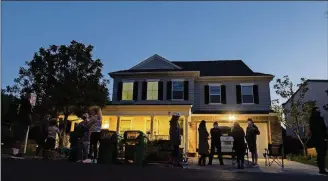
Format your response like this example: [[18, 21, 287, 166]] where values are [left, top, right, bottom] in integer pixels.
[[323, 89, 328, 111], [273, 75, 316, 156], [8, 40, 109, 146]]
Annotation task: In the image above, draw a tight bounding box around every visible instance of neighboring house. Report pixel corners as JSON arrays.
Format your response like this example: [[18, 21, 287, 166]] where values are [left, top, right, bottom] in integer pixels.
[[64, 54, 282, 157], [282, 79, 328, 138]]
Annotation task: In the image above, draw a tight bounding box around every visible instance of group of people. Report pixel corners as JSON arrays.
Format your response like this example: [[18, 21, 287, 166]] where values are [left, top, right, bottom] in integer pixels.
[[6, 91, 103, 162], [197, 118, 260, 169]]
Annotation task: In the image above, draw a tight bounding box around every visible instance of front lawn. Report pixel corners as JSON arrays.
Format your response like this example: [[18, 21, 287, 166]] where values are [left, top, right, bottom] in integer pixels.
[[287, 154, 328, 169]]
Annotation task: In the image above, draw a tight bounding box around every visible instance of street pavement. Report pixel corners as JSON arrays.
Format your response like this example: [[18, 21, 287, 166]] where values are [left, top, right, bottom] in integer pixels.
[[1, 158, 327, 181]]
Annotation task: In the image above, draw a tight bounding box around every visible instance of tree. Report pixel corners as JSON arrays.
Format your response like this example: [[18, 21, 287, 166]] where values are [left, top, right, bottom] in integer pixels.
[[323, 89, 328, 111], [9, 40, 109, 146], [273, 75, 316, 156], [1, 89, 20, 124]]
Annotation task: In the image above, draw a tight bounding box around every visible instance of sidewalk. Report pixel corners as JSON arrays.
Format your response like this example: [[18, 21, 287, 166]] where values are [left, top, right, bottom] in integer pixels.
[[186, 158, 321, 176]]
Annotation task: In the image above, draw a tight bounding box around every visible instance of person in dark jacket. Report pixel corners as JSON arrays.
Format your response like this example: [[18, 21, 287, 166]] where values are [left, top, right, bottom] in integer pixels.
[[32, 115, 49, 157], [169, 112, 182, 166], [309, 107, 327, 175], [11, 91, 33, 158], [208, 122, 224, 165], [232, 122, 246, 169], [246, 118, 260, 166], [198, 120, 210, 166]]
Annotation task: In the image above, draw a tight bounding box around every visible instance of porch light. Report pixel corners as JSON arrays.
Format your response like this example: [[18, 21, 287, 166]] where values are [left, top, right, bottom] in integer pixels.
[[228, 114, 236, 122]]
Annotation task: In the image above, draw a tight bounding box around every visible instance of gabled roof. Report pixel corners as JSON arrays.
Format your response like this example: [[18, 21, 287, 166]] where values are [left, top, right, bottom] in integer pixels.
[[130, 54, 182, 70], [109, 54, 273, 77]]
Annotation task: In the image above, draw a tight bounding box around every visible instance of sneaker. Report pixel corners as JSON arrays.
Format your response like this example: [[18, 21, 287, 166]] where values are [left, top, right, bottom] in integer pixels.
[[11, 153, 24, 159]]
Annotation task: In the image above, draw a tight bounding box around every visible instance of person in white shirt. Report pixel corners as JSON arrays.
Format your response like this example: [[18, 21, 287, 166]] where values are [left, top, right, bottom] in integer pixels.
[[45, 118, 60, 151], [88, 107, 102, 160]]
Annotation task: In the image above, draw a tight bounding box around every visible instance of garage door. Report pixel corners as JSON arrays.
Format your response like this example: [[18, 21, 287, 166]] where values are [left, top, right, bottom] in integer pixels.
[[196, 122, 268, 158]]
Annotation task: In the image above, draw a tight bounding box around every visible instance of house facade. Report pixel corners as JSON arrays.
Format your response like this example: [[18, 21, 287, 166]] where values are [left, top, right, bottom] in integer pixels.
[[282, 79, 328, 138], [67, 54, 282, 157]]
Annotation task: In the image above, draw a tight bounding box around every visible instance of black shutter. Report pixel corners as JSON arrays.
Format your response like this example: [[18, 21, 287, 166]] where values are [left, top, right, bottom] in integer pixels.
[[142, 81, 147, 100], [158, 81, 163, 100], [204, 85, 209, 104], [184, 81, 189, 100], [236, 85, 242, 104], [117, 82, 123, 101], [253, 85, 259, 104], [221, 85, 226, 104], [133, 82, 138, 101], [167, 81, 172, 100]]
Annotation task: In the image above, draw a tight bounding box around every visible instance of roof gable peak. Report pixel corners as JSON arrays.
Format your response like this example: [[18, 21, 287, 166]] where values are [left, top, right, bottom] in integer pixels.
[[130, 54, 182, 70]]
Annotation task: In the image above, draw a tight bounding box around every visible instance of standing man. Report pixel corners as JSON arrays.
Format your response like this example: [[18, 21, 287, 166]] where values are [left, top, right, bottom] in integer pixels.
[[169, 112, 182, 167], [246, 118, 260, 166], [208, 122, 224, 165], [309, 107, 327, 175], [11, 91, 33, 158]]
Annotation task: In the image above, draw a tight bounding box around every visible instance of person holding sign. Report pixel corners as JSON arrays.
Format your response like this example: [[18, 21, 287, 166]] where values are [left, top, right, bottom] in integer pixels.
[[11, 91, 33, 159]]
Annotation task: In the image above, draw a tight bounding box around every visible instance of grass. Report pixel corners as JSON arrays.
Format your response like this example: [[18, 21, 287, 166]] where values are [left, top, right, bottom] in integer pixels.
[[287, 154, 328, 169]]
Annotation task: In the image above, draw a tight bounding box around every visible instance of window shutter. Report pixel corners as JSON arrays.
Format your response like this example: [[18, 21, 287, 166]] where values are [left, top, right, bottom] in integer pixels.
[[142, 81, 147, 100], [117, 82, 123, 101], [253, 85, 259, 104], [204, 85, 209, 104], [221, 85, 226, 104], [184, 81, 189, 100], [236, 85, 242, 104], [167, 81, 172, 100], [133, 82, 138, 101], [158, 81, 163, 100]]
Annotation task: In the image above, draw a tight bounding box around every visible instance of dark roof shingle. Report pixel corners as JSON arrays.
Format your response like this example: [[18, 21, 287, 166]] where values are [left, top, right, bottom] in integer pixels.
[[109, 55, 273, 77]]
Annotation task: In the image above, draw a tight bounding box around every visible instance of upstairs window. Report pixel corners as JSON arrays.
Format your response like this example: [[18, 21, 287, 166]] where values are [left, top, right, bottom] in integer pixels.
[[122, 82, 134, 100], [147, 81, 158, 100], [172, 81, 184, 100], [209, 86, 221, 103], [241, 85, 254, 103]]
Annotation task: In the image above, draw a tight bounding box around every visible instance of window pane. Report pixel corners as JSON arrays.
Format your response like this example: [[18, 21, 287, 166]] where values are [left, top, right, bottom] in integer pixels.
[[147, 90, 158, 100], [122, 82, 134, 100], [172, 91, 183, 99], [173, 81, 183, 91], [242, 86, 253, 95], [210, 86, 221, 95], [147, 82, 159, 100], [242, 95, 254, 103], [210, 95, 221, 103]]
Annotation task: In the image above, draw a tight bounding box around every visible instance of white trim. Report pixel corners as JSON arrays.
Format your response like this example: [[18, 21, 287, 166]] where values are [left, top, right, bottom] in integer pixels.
[[209, 103, 222, 105], [122, 80, 135, 83], [171, 79, 185, 82], [240, 83, 254, 86], [208, 83, 222, 86], [171, 80, 184, 100], [146, 79, 160, 82]]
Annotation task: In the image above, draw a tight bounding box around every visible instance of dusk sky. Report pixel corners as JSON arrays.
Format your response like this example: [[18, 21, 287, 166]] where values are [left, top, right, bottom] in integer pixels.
[[2, 2, 328, 101]]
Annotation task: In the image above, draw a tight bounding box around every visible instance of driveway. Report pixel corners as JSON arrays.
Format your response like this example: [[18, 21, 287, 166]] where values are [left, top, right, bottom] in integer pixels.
[[1, 157, 327, 181]]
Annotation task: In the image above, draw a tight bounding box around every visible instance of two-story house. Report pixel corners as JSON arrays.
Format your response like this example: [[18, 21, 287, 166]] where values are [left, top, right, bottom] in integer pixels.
[[86, 54, 281, 157]]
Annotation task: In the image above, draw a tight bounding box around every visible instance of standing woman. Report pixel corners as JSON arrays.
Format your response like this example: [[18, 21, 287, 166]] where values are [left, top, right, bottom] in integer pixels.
[[198, 120, 209, 166], [231, 122, 246, 169], [88, 107, 102, 161]]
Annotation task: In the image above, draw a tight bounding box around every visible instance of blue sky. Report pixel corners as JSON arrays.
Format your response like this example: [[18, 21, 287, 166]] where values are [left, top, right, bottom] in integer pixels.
[[2, 2, 328, 101]]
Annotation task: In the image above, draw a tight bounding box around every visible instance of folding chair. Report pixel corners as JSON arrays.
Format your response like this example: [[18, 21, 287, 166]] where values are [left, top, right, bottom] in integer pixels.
[[263, 144, 284, 168]]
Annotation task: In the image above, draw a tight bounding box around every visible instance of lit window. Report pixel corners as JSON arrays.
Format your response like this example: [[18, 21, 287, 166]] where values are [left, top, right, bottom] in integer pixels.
[[119, 120, 131, 135], [209, 86, 221, 103], [122, 82, 134, 100], [241, 85, 254, 103], [172, 81, 184, 100], [147, 82, 158, 100]]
